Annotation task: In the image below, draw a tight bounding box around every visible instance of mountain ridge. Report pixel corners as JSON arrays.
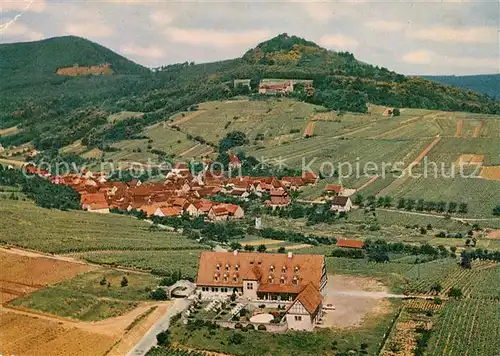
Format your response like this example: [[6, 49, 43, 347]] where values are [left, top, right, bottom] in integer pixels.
[[0, 34, 499, 153]]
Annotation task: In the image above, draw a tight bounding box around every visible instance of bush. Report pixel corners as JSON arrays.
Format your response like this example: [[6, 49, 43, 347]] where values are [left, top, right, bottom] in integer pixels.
[[234, 323, 243, 329], [156, 330, 170, 347], [121, 276, 128, 287], [151, 288, 168, 300], [228, 333, 244, 345], [257, 324, 267, 331]]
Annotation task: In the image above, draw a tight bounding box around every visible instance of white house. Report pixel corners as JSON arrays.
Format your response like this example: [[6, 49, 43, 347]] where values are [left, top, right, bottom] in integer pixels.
[[330, 196, 353, 212]]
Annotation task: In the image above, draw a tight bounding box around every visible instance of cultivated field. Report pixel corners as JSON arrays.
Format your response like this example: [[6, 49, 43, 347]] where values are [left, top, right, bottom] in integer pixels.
[[0, 248, 93, 304], [0, 200, 204, 254], [11, 268, 159, 321], [426, 299, 500, 355], [0, 311, 116, 356]]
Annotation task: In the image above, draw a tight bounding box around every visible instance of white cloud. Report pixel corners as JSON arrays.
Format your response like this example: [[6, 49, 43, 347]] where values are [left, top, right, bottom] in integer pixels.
[[402, 50, 433, 64], [121, 44, 164, 59], [65, 23, 114, 38], [164, 27, 270, 47], [318, 34, 359, 51], [365, 20, 406, 32], [403, 50, 498, 69], [0, 0, 46, 13], [410, 26, 498, 43], [150, 11, 174, 27], [0, 22, 43, 41]]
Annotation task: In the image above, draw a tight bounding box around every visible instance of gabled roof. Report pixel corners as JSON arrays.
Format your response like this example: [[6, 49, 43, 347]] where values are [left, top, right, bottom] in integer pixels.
[[337, 239, 364, 249], [289, 283, 323, 315], [159, 206, 182, 216], [325, 184, 342, 193], [331, 196, 350, 206]]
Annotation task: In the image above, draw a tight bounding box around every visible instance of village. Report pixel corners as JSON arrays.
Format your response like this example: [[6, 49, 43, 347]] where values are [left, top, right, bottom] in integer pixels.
[[24, 154, 355, 222]]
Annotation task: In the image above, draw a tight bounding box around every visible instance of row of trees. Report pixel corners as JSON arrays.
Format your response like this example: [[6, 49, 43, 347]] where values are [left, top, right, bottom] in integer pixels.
[[353, 193, 468, 214]]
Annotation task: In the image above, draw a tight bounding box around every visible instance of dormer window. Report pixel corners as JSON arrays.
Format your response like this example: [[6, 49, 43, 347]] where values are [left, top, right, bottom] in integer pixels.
[[233, 274, 238, 282], [294, 266, 300, 273], [225, 264, 230, 271], [216, 264, 220, 271], [235, 264, 240, 271], [280, 276, 285, 284], [224, 275, 228, 282], [282, 266, 287, 273], [214, 273, 219, 281], [292, 276, 298, 285], [270, 265, 275, 272]]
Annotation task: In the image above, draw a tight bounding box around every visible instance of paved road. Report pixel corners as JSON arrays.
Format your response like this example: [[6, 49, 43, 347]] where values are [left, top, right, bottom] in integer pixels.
[[127, 298, 192, 356]]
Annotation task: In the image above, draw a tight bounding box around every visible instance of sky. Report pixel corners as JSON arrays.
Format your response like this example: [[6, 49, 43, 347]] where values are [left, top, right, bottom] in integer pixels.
[[0, 0, 498, 75]]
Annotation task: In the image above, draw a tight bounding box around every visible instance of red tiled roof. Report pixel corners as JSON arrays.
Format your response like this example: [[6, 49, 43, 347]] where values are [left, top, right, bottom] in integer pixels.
[[325, 184, 342, 193], [289, 283, 323, 314], [337, 239, 365, 249], [196, 252, 325, 292]]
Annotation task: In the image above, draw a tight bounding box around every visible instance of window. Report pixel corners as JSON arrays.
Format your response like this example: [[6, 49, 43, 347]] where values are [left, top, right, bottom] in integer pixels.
[[225, 264, 230, 271], [282, 266, 286, 273], [235, 264, 239, 271], [246, 283, 253, 290], [294, 316, 302, 321], [280, 277, 285, 284], [270, 265, 275, 272], [211, 287, 216, 292], [292, 277, 298, 285]]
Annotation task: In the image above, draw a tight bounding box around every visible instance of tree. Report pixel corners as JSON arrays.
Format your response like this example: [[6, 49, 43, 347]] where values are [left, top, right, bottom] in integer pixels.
[[494, 205, 500, 216], [230, 242, 242, 251], [228, 333, 244, 345], [156, 330, 171, 346], [277, 246, 286, 253], [99, 277, 107, 286], [458, 203, 468, 214], [397, 198, 406, 209], [244, 244, 255, 252], [121, 276, 128, 287], [447, 287, 463, 299], [151, 288, 168, 300], [257, 244, 267, 253], [392, 108, 401, 117], [354, 193, 364, 206], [447, 202, 457, 214], [460, 253, 472, 269], [430, 282, 442, 294]]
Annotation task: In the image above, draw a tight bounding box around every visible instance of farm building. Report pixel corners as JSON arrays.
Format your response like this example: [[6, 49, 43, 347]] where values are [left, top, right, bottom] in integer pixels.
[[330, 196, 353, 212], [336, 239, 365, 249], [195, 251, 327, 331]]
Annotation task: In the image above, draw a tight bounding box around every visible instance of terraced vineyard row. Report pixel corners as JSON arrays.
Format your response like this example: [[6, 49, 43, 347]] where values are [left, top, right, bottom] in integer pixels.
[[426, 299, 500, 356], [404, 260, 499, 298]]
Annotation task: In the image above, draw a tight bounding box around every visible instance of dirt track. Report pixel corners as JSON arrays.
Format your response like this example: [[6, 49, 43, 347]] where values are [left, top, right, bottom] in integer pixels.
[[455, 119, 463, 137], [168, 110, 205, 126], [472, 120, 485, 138]]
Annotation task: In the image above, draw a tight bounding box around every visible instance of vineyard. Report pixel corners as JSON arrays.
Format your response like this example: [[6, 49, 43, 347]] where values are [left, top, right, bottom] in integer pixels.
[[426, 299, 500, 355], [80, 249, 205, 279], [404, 260, 500, 298], [0, 200, 205, 254]]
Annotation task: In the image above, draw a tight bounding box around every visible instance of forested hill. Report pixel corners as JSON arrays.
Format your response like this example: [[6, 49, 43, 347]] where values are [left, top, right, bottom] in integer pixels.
[[0, 36, 148, 86], [422, 74, 500, 98], [0, 34, 499, 152]]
